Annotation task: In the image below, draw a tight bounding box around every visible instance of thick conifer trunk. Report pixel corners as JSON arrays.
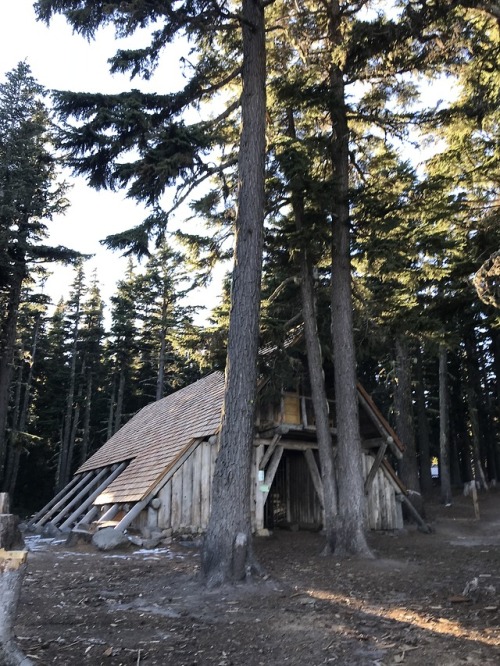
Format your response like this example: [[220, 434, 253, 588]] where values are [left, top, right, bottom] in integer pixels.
[[328, 33, 372, 556], [202, 0, 266, 586], [0, 267, 25, 483], [3, 358, 23, 495]]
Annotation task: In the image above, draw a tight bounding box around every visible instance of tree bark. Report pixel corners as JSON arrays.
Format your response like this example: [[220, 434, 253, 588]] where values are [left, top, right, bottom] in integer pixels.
[[415, 345, 433, 495], [301, 254, 338, 553], [394, 336, 424, 517], [0, 267, 25, 482], [114, 367, 126, 434], [3, 353, 23, 494], [79, 373, 92, 466], [107, 376, 116, 441], [286, 108, 338, 553], [439, 344, 453, 505], [156, 293, 169, 401], [464, 331, 489, 489], [490, 329, 500, 477], [327, 20, 372, 556], [201, 0, 266, 586], [5, 313, 40, 497]]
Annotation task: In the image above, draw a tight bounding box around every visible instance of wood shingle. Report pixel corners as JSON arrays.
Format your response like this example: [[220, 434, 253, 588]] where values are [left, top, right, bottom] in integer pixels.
[[77, 372, 225, 504]]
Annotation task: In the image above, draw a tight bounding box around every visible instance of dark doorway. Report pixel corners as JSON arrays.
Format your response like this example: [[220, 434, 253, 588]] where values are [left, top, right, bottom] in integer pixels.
[[264, 449, 322, 529]]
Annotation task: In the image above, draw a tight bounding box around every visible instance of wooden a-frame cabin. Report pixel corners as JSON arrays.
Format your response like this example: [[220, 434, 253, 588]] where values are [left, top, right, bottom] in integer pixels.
[[30, 371, 410, 538]]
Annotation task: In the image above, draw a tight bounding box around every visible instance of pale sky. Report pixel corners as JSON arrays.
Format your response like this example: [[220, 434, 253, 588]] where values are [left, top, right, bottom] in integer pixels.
[[1, 2, 455, 325], [1, 0, 222, 323]]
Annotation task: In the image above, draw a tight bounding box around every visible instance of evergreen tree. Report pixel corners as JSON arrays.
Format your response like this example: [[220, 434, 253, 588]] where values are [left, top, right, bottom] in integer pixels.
[[37, 0, 268, 584], [2, 282, 48, 497], [78, 272, 106, 464], [134, 242, 199, 402], [0, 62, 77, 484], [107, 260, 140, 435], [56, 261, 86, 489]]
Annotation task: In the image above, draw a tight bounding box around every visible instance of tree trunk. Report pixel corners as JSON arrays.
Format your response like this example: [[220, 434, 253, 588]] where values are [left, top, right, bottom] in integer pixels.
[[80, 373, 93, 466], [439, 344, 453, 505], [201, 0, 266, 586], [114, 367, 126, 434], [328, 37, 372, 556], [394, 336, 424, 517], [107, 376, 116, 441], [0, 268, 25, 482], [448, 350, 465, 486], [6, 314, 40, 497], [57, 300, 81, 490], [301, 254, 338, 554], [490, 329, 500, 478], [287, 107, 338, 554], [156, 294, 168, 401], [464, 332, 489, 489], [415, 345, 433, 495], [2, 353, 23, 494]]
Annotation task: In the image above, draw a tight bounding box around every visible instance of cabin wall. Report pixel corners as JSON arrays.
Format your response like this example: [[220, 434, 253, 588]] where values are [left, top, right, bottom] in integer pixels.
[[131, 441, 402, 535], [131, 440, 217, 534]]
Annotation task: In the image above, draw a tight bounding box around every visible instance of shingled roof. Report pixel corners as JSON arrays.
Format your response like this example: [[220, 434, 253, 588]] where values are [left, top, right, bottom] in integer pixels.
[[77, 372, 225, 505]]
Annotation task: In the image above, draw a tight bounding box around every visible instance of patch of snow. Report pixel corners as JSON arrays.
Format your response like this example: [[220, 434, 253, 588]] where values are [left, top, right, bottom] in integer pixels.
[[24, 535, 66, 552], [132, 548, 181, 558]]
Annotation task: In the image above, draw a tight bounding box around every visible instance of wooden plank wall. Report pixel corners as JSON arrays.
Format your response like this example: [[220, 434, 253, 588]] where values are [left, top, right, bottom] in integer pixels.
[[362, 454, 403, 530], [157, 440, 217, 533], [142, 441, 402, 534]]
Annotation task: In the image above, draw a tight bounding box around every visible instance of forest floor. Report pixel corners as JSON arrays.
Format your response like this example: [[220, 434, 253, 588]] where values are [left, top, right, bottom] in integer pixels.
[[14, 487, 500, 666]]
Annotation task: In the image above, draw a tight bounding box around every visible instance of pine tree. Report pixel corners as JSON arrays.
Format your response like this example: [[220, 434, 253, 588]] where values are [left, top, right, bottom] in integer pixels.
[[107, 260, 140, 434], [2, 283, 48, 497], [78, 272, 106, 464], [134, 242, 199, 402], [56, 261, 86, 489], [0, 62, 76, 484], [37, 0, 268, 584]]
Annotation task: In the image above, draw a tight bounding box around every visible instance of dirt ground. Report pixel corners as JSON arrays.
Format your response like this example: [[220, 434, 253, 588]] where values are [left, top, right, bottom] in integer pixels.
[[14, 488, 500, 666]]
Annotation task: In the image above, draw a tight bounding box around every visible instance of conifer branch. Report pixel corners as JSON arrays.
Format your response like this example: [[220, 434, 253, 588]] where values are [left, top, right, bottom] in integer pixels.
[[165, 157, 238, 218]]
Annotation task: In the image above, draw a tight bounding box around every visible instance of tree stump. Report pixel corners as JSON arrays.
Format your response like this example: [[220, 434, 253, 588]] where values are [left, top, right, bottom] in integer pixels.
[[0, 515, 24, 551], [0, 550, 33, 666], [0, 500, 32, 666]]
